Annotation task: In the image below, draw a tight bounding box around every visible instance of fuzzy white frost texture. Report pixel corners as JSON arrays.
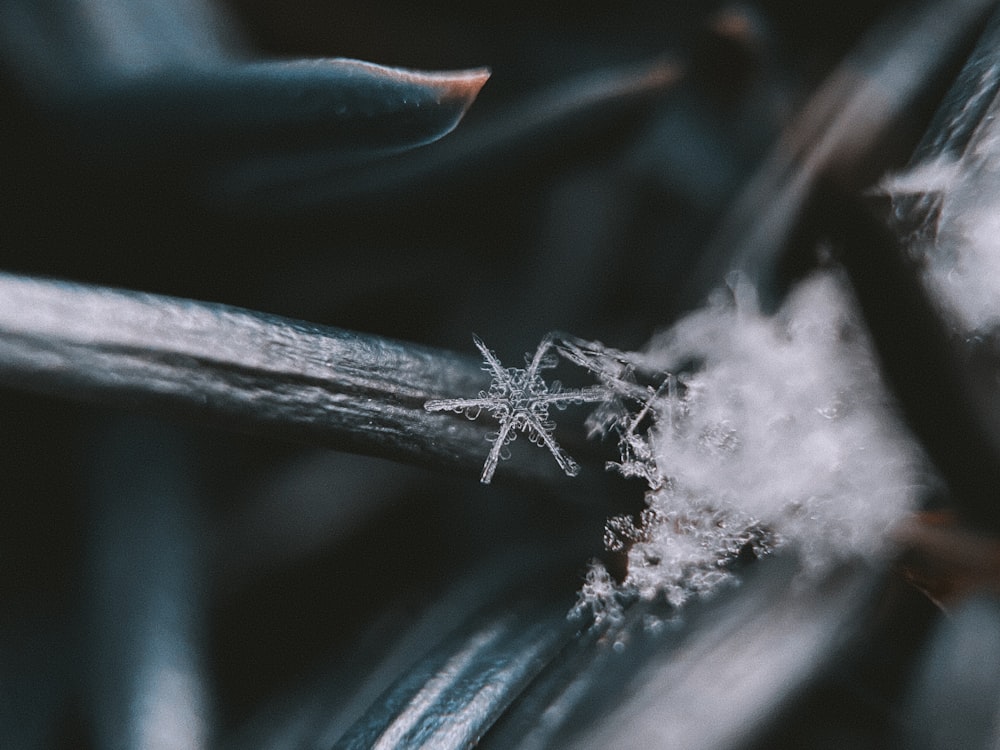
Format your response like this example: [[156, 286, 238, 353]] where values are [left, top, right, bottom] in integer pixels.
[[882, 146, 1000, 334], [579, 270, 930, 618]]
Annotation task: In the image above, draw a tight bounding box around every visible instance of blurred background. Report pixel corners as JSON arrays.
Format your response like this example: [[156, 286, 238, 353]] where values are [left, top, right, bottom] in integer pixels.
[[3, 2, 998, 748]]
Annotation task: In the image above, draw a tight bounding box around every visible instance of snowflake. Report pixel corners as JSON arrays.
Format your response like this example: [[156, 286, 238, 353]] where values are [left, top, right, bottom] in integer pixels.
[[425, 334, 606, 483]]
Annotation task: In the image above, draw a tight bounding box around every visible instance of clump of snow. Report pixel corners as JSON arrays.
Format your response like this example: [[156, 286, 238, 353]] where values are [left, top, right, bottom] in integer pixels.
[[575, 271, 930, 616], [882, 136, 1000, 334], [576, 561, 626, 629]]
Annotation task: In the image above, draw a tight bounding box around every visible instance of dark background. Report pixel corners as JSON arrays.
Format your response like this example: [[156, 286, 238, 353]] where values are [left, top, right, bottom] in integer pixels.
[[2, 2, 944, 747]]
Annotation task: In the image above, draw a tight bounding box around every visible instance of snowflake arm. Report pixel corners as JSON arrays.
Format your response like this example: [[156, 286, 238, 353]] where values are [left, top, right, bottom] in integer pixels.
[[472, 334, 509, 383], [423, 395, 493, 419], [481, 419, 516, 484], [526, 331, 557, 375], [425, 334, 608, 484], [535, 385, 608, 408], [525, 413, 581, 477]]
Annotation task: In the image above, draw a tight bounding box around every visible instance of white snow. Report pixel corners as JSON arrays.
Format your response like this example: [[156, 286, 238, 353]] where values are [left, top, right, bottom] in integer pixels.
[[576, 271, 930, 614]]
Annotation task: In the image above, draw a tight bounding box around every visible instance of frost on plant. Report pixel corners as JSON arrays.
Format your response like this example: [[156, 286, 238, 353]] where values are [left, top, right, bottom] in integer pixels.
[[429, 273, 929, 622], [574, 271, 930, 619], [425, 334, 606, 484], [879, 56, 1000, 336], [558, 335, 674, 488]]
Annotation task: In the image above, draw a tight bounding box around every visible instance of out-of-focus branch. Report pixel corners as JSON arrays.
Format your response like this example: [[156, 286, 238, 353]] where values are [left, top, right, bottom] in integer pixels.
[[824, 189, 1000, 533], [85, 420, 210, 750], [817, 5, 1000, 533], [222, 57, 683, 216], [893, 511, 1000, 607], [688, 0, 996, 310], [0, 272, 598, 487]]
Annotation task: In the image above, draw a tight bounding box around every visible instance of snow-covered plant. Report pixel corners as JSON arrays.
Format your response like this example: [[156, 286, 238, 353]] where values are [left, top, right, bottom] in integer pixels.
[[572, 270, 931, 619], [428, 271, 930, 621]]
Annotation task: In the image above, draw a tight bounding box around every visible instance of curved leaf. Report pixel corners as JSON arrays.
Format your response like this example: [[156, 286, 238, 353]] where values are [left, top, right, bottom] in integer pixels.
[[62, 59, 489, 168]]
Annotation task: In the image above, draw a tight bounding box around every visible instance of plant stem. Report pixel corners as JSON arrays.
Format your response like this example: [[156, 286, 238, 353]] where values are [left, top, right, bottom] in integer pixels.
[[0, 272, 593, 487]]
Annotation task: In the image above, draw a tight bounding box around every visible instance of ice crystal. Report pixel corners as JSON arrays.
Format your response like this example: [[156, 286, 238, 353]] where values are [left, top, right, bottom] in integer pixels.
[[425, 334, 606, 483], [573, 560, 626, 629], [558, 335, 674, 487]]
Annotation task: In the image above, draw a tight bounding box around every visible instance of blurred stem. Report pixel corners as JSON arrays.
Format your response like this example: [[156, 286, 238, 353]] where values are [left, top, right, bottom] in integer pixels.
[[690, 0, 995, 311], [86, 419, 209, 750], [823, 188, 1000, 532]]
